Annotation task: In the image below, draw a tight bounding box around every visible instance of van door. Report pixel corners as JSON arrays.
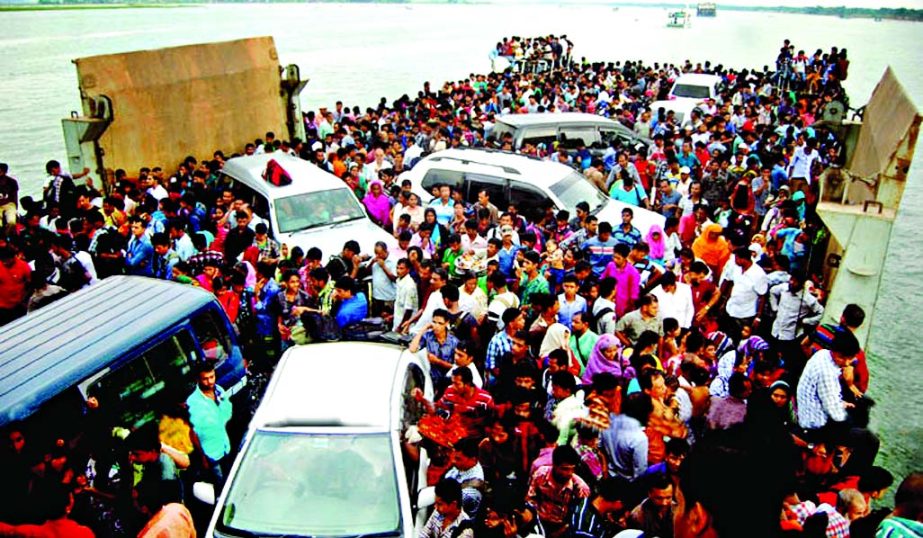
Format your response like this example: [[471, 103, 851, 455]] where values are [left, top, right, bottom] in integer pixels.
[[232, 180, 273, 235], [82, 329, 199, 430], [399, 362, 428, 506]]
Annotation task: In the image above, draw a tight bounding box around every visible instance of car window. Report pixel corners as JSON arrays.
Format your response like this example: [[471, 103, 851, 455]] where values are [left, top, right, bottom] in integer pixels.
[[558, 128, 600, 150], [520, 126, 558, 149], [191, 308, 232, 364], [549, 171, 610, 213], [421, 168, 464, 193], [276, 188, 366, 234], [465, 173, 508, 207], [672, 84, 711, 99], [219, 431, 400, 536], [509, 181, 549, 210], [86, 330, 198, 430]]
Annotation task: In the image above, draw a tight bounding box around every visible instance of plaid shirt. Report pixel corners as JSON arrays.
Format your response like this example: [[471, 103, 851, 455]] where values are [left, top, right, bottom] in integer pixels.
[[253, 236, 280, 261], [796, 350, 847, 429], [526, 465, 590, 526], [790, 502, 850, 538], [485, 331, 513, 373]]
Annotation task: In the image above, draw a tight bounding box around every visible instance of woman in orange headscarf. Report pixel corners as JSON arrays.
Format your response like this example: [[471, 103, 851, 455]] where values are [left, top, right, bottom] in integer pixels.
[[692, 223, 731, 276]]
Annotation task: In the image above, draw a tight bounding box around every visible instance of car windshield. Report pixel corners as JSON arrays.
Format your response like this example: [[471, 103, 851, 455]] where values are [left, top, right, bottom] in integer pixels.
[[672, 84, 711, 99], [217, 431, 400, 537], [276, 188, 366, 234], [549, 171, 609, 213]]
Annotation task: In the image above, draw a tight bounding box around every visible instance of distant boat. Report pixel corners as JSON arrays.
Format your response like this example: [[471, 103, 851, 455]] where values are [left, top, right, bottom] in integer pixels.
[[667, 9, 691, 28], [696, 2, 716, 16]]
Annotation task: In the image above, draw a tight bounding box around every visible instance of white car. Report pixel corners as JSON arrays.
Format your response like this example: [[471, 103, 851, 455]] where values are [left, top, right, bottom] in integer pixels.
[[220, 153, 394, 260], [197, 342, 434, 537], [668, 73, 723, 103], [400, 148, 665, 237]]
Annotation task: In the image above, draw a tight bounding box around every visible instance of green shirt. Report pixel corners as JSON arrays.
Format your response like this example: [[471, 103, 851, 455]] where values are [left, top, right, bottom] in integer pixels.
[[443, 248, 462, 278], [519, 274, 549, 306], [570, 330, 599, 371]]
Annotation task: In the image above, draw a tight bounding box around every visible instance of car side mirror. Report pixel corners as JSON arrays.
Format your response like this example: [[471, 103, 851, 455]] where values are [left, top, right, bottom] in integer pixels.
[[193, 481, 216, 506], [417, 486, 435, 509]]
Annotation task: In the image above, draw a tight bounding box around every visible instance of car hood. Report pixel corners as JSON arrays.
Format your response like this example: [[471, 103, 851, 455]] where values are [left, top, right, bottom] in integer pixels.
[[595, 199, 666, 237], [277, 218, 395, 261]]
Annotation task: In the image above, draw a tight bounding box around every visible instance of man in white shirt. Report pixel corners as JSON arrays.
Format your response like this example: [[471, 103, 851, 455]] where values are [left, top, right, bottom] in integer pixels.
[[651, 271, 695, 329], [787, 138, 820, 193], [723, 248, 768, 340], [392, 258, 418, 331]]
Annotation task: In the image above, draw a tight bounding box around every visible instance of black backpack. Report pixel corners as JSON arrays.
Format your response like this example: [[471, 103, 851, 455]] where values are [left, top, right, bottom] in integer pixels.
[[588, 306, 613, 334]]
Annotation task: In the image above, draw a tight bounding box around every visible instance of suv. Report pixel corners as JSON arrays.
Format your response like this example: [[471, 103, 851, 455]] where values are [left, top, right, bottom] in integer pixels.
[[198, 342, 434, 537], [486, 112, 650, 157], [220, 153, 394, 259], [401, 148, 665, 235], [668, 73, 723, 102]]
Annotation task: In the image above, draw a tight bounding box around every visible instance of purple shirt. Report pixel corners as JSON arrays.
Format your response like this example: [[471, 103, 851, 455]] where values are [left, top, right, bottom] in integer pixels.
[[601, 262, 641, 317]]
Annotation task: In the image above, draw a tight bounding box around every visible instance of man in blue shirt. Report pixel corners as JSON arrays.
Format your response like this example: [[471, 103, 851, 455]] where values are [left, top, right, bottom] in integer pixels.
[[582, 221, 619, 276], [771, 155, 789, 193], [125, 216, 154, 276], [333, 276, 368, 329], [187, 362, 233, 489], [612, 208, 642, 247]]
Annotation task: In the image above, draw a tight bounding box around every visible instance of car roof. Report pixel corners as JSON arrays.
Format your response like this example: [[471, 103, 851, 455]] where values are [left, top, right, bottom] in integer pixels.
[[649, 100, 701, 113], [414, 148, 576, 186], [253, 342, 406, 430], [496, 112, 619, 128], [221, 153, 349, 199], [673, 73, 723, 85], [0, 276, 217, 427]]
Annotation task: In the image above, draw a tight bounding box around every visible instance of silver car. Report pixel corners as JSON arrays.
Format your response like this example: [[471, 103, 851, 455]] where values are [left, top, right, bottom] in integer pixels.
[[197, 342, 434, 537]]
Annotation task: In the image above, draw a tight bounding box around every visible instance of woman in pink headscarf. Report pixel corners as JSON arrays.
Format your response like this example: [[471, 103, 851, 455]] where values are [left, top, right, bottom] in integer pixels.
[[645, 224, 667, 264], [581, 334, 634, 384], [362, 180, 392, 229]]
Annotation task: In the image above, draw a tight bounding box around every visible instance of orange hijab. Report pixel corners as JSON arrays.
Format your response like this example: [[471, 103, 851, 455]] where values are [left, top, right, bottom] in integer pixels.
[[692, 223, 731, 273]]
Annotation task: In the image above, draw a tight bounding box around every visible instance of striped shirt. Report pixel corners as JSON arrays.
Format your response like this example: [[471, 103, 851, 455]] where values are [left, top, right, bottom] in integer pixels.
[[568, 498, 617, 538]]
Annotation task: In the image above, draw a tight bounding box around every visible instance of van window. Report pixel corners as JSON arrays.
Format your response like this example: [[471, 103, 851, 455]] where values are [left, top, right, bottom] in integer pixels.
[[421, 169, 464, 193], [520, 126, 558, 149], [192, 308, 231, 363], [509, 182, 548, 210], [558, 128, 600, 150], [672, 84, 711, 99], [486, 122, 515, 147], [600, 129, 640, 152], [87, 330, 198, 429], [465, 174, 508, 207]]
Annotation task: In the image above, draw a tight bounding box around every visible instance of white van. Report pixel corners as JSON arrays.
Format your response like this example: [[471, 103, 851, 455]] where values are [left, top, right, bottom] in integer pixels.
[[221, 153, 394, 260], [668, 73, 723, 102], [401, 148, 665, 236]]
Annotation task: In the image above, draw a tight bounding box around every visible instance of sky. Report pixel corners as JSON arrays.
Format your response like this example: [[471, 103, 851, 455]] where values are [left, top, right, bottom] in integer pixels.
[[616, 0, 923, 8]]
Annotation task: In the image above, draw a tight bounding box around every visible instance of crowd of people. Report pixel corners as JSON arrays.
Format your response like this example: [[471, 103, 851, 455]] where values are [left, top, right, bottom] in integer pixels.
[[0, 36, 920, 538]]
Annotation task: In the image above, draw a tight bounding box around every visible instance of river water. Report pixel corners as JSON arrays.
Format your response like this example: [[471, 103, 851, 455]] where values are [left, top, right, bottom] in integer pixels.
[[0, 3, 920, 483]]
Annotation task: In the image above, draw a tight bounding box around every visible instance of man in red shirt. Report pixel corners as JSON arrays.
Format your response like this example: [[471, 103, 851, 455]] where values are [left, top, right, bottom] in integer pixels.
[[437, 367, 495, 439], [0, 245, 31, 326]]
